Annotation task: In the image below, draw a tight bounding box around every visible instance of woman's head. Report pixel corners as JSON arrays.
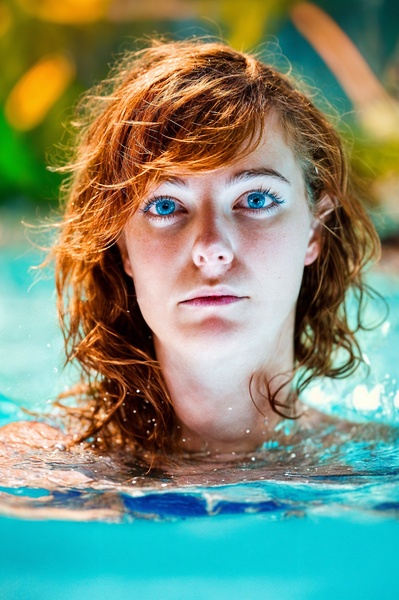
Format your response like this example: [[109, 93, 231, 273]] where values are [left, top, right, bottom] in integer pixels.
[[52, 39, 380, 454]]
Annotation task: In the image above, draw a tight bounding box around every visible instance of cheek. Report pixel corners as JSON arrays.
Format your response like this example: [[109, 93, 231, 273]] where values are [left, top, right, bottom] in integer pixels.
[[244, 220, 315, 306], [124, 228, 182, 298], [244, 221, 311, 268]]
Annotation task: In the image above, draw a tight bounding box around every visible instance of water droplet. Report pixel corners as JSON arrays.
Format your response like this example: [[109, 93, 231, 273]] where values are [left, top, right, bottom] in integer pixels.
[[362, 353, 371, 366]]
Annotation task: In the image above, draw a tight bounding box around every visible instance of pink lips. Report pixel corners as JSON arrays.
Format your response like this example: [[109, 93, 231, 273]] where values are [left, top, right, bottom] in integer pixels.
[[180, 288, 247, 307], [182, 295, 244, 307]]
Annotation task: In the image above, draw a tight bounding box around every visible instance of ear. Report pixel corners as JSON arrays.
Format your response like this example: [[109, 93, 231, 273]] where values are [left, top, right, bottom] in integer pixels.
[[116, 232, 133, 278], [304, 194, 335, 267]]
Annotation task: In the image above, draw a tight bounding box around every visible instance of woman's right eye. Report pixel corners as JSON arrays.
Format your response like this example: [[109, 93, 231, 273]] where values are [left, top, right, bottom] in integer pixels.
[[142, 196, 179, 218]]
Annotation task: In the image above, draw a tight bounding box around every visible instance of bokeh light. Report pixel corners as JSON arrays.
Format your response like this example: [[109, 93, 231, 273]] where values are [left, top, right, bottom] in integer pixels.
[[15, 0, 110, 24], [0, 2, 12, 37], [5, 55, 75, 131]]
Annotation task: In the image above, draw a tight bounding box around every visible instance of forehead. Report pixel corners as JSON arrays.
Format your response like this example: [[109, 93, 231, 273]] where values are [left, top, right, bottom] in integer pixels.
[[150, 114, 304, 189]]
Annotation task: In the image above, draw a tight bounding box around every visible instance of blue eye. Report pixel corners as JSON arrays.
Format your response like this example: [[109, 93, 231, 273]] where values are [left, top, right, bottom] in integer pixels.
[[154, 199, 176, 215], [246, 191, 268, 209], [235, 187, 285, 217], [144, 197, 176, 216]]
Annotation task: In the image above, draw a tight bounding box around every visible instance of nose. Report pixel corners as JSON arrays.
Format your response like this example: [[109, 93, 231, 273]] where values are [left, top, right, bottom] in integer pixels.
[[191, 213, 234, 273]]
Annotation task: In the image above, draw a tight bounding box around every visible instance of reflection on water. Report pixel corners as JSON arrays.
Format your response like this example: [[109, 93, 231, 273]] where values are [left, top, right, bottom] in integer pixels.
[[1, 416, 398, 522], [1, 243, 399, 523]]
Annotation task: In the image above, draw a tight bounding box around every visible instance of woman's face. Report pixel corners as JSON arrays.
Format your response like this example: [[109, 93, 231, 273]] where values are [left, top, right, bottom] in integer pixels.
[[119, 116, 321, 367]]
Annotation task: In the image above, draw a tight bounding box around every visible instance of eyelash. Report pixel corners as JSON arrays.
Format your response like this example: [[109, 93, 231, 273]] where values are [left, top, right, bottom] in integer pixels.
[[141, 187, 285, 221]]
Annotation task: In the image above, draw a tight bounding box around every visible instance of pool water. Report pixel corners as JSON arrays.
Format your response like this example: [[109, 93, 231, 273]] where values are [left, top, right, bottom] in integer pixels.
[[1, 240, 399, 599]]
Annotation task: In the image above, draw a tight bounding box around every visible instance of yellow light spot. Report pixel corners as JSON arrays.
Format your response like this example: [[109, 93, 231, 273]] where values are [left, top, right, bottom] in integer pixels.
[[15, 0, 109, 24], [221, 0, 280, 50], [360, 99, 399, 141], [0, 2, 12, 36], [5, 55, 75, 131]]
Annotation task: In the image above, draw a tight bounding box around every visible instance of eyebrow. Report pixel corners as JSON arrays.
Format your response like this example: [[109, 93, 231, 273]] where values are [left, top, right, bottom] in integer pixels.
[[160, 167, 291, 188], [228, 168, 291, 186]]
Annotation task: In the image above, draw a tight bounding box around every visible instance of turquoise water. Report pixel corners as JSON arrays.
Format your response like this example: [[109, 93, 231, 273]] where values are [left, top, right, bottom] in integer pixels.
[[1, 240, 399, 599]]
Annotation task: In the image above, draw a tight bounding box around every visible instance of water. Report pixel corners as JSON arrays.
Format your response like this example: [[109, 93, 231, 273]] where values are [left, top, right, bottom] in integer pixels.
[[1, 239, 399, 599]]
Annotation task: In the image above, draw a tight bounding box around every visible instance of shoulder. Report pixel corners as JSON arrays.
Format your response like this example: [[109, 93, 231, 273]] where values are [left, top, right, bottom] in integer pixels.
[[0, 421, 69, 450]]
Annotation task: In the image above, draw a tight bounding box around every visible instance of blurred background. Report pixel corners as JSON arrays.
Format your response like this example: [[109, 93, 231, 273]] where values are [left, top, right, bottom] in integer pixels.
[[0, 0, 398, 238]]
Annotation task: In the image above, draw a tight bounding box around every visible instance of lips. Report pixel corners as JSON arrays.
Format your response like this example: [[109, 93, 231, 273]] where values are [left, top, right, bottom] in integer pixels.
[[179, 288, 248, 307]]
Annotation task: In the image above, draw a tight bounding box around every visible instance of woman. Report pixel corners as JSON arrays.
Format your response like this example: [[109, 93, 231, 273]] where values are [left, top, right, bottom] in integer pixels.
[[1, 39, 380, 461]]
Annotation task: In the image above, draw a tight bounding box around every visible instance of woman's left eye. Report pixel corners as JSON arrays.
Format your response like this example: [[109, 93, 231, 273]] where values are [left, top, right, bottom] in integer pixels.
[[236, 189, 285, 214]]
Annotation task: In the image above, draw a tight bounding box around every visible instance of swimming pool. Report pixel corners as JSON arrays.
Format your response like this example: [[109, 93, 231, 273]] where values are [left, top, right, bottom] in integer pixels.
[[1, 237, 399, 599]]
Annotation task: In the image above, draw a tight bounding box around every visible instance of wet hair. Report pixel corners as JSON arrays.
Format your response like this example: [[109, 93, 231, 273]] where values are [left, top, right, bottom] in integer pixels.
[[49, 38, 380, 455]]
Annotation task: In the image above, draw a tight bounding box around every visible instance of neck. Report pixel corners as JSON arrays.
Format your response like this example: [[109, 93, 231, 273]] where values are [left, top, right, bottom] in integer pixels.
[[154, 334, 295, 456]]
